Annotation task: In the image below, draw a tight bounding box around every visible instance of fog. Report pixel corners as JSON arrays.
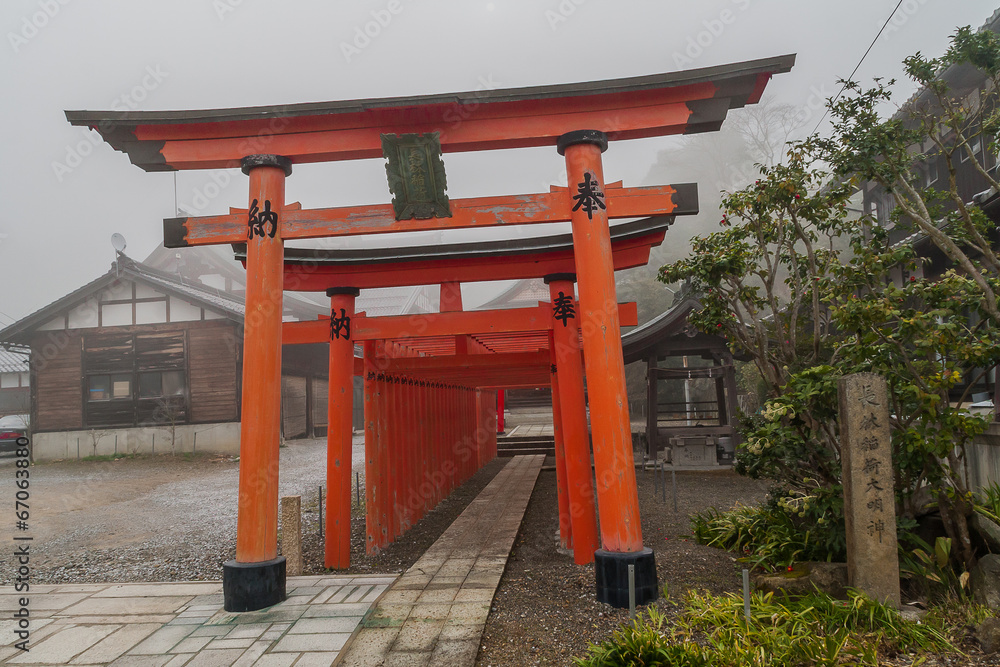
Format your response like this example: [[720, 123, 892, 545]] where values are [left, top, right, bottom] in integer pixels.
[[1, 0, 996, 323]]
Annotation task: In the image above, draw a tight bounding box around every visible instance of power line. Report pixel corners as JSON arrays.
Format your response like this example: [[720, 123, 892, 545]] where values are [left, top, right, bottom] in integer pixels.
[[811, 0, 905, 136]]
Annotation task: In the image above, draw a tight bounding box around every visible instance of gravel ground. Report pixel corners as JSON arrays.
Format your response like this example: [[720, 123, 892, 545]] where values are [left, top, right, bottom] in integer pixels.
[[2, 436, 502, 586], [475, 466, 770, 666], [475, 466, 1000, 666], [298, 457, 507, 576], [4, 437, 365, 585], [10, 441, 998, 665]]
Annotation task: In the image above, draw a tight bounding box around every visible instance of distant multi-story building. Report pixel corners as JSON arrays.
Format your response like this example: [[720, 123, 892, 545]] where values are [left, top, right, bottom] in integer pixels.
[[858, 8, 1000, 408]]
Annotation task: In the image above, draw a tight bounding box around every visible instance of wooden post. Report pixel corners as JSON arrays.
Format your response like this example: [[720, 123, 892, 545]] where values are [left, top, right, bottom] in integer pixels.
[[545, 274, 599, 565], [497, 390, 505, 434], [389, 376, 402, 539], [325, 287, 359, 569], [550, 338, 573, 550], [363, 342, 378, 554], [365, 341, 390, 553], [224, 154, 291, 613], [423, 383, 432, 511], [559, 131, 656, 607], [281, 496, 302, 576], [839, 373, 900, 607], [430, 383, 440, 506], [723, 353, 740, 444], [714, 358, 728, 427], [646, 356, 658, 460]]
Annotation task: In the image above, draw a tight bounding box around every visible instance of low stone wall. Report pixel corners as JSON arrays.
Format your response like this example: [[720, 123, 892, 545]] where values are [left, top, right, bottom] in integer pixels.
[[969, 422, 1000, 495], [30, 422, 241, 461]]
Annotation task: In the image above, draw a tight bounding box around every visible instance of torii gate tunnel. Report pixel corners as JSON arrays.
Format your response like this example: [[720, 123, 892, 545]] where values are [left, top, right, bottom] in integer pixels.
[[67, 53, 793, 611]]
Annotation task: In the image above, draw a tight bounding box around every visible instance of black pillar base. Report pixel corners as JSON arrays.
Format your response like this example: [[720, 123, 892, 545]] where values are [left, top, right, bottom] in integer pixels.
[[223, 557, 287, 612], [594, 548, 658, 608]]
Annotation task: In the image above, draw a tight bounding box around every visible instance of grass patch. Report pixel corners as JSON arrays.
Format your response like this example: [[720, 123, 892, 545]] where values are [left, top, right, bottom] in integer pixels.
[[575, 589, 957, 667], [691, 502, 837, 569]]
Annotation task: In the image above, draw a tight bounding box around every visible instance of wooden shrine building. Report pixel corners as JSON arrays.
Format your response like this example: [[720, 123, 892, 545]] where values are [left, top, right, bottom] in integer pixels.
[[623, 296, 744, 466], [66, 53, 794, 611]]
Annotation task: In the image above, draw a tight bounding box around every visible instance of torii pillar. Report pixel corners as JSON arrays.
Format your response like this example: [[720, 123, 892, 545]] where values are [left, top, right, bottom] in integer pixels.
[[224, 154, 291, 612], [559, 131, 657, 606], [545, 273, 600, 565], [326, 287, 360, 569]]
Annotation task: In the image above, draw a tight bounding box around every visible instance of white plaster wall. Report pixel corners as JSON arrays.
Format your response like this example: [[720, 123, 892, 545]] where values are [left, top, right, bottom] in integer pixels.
[[134, 284, 162, 299], [135, 300, 167, 324], [31, 422, 241, 461], [67, 298, 99, 329], [169, 297, 202, 322], [37, 316, 64, 331]]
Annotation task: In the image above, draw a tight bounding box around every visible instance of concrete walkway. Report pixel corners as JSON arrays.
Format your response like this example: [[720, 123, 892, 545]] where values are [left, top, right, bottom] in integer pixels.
[[0, 575, 393, 666], [339, 455, 544, 667]]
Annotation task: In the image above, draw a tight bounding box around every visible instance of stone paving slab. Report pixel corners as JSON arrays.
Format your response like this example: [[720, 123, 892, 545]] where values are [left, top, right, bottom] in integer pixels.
[[0, 575, 394, 666], [339, 455, 544, 667]]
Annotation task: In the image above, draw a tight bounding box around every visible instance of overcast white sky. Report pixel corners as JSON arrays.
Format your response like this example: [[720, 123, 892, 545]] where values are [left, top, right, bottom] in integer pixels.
[[1, 0, 997, 323]]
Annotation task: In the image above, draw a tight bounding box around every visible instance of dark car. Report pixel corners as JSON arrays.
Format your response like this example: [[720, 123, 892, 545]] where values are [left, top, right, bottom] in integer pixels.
[[0, 414, 29, 453]]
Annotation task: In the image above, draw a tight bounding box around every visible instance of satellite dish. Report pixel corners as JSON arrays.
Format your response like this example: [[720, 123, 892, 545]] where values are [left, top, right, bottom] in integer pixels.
[[111, 233, 127, 254]]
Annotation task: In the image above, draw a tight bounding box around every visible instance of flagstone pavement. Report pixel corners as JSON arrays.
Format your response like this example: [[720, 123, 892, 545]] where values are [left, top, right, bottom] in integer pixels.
[[0, 455, 544, 666], [0, 575, 394, 666]]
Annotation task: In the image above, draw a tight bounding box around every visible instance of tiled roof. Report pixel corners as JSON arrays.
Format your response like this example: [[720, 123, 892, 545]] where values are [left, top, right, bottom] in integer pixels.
[[127, 263, 246, 317], [476, 279, 549, 310], [0, 348, 28, 373]]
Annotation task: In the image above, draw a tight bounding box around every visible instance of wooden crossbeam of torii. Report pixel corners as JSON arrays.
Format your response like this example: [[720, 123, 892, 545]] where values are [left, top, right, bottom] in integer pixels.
[[162, 183, 697, 248], [282, 302, 638, 346]]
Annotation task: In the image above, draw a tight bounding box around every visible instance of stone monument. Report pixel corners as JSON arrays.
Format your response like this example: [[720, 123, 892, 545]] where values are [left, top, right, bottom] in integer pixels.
[[838, 373, 900, 608]]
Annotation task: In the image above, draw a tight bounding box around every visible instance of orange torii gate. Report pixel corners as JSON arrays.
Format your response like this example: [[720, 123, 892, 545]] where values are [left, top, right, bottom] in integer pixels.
[[283, 292, 640, 568], [273, 213, 664, 575], [67, 53, 794, 611]]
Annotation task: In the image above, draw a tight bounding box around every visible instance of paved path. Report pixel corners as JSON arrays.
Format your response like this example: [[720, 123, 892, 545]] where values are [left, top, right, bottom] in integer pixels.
[[0, 574, 393, 666], [339, 455, 544, 667], [504, 425, 553, 437]]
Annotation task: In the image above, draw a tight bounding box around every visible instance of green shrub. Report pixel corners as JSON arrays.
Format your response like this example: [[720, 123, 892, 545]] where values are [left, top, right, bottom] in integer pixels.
[[678, 589, 952, 666], [573, 608, 711, 667], [899, 535, 972, 602], [690, 492, 845, 570], [975, 481, 1000, 521], [576, 590, 953, 666]]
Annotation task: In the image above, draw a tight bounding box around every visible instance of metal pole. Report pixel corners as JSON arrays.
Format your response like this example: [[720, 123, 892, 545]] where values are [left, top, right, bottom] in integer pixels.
[[628, 564, 636, 619], [661, 461, 667, 504], [671, 467, 677, 513], [653, 457, 659, 496], [684, 356, 692, 426], [319, 486, 324, 538], [742, 568, 751, 623]]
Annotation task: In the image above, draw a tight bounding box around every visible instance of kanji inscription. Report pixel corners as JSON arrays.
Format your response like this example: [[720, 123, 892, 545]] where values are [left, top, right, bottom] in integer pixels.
[[330, 308, 351, 341], [838, 373, 900, 607], [247, 198, 278, 239], [552, 291, 576, 326], [381, 132, 451, 221]]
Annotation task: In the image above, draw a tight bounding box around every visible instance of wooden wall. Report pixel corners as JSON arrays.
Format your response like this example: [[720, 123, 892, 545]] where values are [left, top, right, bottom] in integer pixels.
[[30, 317, 332, 436], [282, 376, 308, 439], [188, 322, 240, 423], [31, 331, 83, 431]]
